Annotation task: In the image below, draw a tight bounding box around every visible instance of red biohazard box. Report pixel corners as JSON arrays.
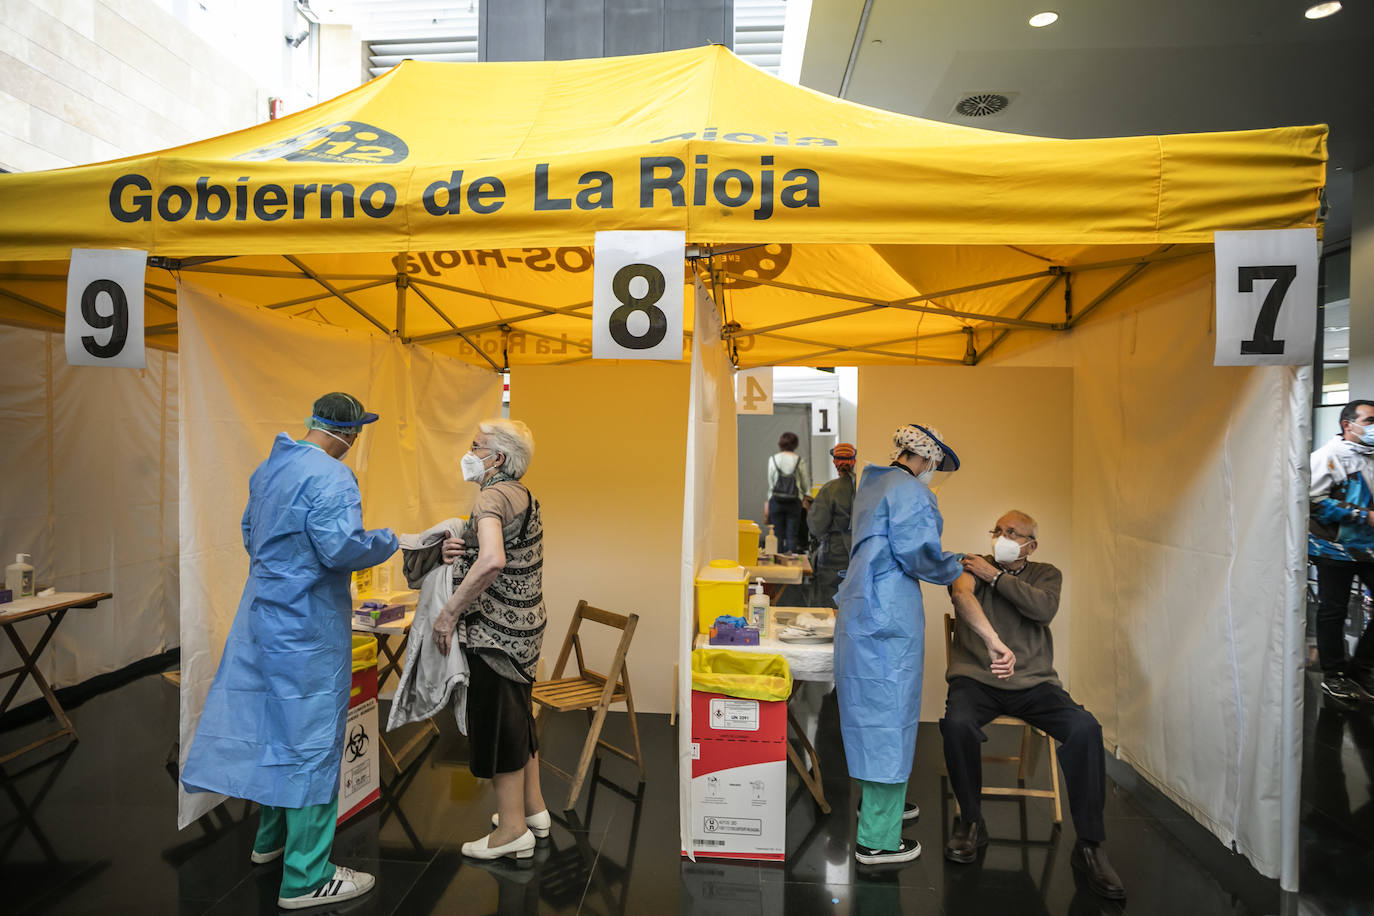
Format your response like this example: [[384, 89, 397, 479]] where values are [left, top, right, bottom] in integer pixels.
[[337, 637, 380, 824], [683, 689, 787, 861]]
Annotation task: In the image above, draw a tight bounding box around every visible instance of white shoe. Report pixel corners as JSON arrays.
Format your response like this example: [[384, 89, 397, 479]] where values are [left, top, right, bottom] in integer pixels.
[[277, 865, 375, 910], [462, 829, 536, 860], [249, 845, 283, 864], [855, 838, 922, 866], [490, 809, 552, 838]]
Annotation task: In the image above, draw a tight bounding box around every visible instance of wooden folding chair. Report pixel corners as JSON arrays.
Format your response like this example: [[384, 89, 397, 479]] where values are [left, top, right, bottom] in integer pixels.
[[943, 615, 1063, 823], [532, 600, 645, 810]]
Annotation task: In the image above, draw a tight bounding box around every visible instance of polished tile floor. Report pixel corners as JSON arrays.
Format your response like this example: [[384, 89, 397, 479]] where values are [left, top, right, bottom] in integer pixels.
[[1, 669, 1370, 914]]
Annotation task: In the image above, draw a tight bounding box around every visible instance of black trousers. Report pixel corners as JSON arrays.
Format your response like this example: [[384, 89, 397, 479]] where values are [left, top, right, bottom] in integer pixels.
[[1313, 557, 1374, 676], [940, 677, 1107, 843], [768, 497, 803, 554]]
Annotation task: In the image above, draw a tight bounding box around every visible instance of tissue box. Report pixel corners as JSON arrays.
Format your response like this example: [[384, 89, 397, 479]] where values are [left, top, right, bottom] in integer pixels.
[[354, 603, 404, 625], [708, 618, 759, 646]]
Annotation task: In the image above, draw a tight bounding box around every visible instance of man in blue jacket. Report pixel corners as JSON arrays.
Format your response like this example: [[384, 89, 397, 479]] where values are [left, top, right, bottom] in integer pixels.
[[182, 392, 398, 909], [1309, 399, 1374, 705]]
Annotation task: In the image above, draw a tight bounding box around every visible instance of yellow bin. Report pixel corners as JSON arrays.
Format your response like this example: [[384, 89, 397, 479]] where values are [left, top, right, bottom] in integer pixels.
[[738, 519, 761, 566], [695, 559, 749, 633]]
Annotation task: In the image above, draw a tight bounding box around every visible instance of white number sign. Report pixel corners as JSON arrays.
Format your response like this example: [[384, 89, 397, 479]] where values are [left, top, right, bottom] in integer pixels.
[[65, 248, 147, 368], [811, 398, 838, 436], [592, 230, 685, 360], [1213, 229, 1317, 367], [736, 368, 773, 415]]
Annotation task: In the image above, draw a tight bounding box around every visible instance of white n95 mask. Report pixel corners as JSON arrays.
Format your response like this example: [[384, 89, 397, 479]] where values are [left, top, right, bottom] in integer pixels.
[[993, 535, 1024, 564], [460, 451, 489, 482]]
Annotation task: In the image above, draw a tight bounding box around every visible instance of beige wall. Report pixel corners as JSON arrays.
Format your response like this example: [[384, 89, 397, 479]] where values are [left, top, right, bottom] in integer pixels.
[[0, 0, 279, 172], [513, 362, 691, 714], [856, 366, 1074, 721]]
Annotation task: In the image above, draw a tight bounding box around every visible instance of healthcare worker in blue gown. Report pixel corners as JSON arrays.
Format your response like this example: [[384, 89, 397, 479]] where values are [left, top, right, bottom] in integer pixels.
[[181, 392, 398, 910], [835, 422, 964, 866]]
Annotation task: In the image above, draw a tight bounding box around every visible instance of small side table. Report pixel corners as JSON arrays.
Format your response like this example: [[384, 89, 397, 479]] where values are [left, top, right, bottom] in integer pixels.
[[0, 592, 112, 764]]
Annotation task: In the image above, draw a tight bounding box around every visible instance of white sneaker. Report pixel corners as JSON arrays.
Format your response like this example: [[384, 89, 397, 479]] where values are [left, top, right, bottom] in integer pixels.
[[490, 809, 552, 838], [855, 838, 922, 866], [249, 845, 283, 864], [462, 829, 536, 860], [277, 865, 376, 910]]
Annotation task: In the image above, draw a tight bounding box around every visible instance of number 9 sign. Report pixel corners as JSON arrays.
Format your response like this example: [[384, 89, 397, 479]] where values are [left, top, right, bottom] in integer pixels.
[[592, 231, 685, 360], [65, 248, 147, 369]]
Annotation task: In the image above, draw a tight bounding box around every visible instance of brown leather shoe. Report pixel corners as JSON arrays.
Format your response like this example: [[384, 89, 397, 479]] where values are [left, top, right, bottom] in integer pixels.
[[1071, 841, 1126, 899], [943, 817, 988, 863]]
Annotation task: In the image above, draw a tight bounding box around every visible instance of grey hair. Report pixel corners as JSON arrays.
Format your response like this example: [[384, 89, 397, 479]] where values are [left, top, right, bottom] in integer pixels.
[[478, 418, 534, 479]]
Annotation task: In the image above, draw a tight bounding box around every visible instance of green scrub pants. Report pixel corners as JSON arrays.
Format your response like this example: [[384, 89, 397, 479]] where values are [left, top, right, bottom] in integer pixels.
[[856, 779, 907, 851], [253, 801, 337, 897]]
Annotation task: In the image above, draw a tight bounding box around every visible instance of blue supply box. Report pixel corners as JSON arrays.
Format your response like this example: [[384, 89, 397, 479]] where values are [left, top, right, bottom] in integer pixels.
[[708, 615, 760, 646]]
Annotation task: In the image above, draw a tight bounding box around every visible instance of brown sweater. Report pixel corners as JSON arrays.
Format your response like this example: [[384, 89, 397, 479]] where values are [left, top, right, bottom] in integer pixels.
[[947, 557, 1063, 691]]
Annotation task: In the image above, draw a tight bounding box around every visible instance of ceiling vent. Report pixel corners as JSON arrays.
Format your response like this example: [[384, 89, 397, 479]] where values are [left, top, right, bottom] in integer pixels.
[[953, 93, 1012, 117]]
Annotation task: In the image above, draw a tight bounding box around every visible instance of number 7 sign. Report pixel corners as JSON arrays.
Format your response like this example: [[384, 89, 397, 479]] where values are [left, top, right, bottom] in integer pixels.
[[1213, 229, 1317, 367]]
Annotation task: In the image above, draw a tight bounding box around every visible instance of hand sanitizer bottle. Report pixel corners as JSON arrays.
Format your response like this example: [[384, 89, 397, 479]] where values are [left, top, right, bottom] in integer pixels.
[[749, 578, 770, 633], [6, 554, 35, 598]]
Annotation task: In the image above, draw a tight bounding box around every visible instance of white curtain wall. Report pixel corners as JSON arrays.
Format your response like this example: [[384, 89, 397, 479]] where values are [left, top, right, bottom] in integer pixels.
[[0, 325, 178, 705], [176, 282, 501, 827]]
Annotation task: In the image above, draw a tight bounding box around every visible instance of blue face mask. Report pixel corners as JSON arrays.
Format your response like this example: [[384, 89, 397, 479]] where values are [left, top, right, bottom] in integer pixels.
[[1358, 424, 1374, 446]]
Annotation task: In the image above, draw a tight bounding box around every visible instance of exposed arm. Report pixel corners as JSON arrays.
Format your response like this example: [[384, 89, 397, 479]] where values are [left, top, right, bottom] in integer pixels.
[[950, 573, 1014, 679], [433, 515, 506, 654]]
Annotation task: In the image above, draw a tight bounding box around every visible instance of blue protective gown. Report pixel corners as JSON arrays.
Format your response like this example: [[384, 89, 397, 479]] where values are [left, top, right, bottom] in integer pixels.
[[834, 464, 963, 784], [181, 434, 398, 809]]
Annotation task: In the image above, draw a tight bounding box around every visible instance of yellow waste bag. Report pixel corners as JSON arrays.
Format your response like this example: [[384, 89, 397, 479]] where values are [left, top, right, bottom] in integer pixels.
[[690, 648, 792, 702], [351, 635, 378, 673]]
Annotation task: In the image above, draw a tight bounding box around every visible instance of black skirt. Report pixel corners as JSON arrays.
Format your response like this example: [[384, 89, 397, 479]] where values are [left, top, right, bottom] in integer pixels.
[[464, 649, 539, 778]]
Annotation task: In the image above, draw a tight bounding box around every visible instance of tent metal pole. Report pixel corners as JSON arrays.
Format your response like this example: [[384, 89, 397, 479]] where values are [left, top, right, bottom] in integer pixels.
[[283, 255, 391, 336], [145, 289, 176, 311], [720, 270, 1064, 330], [0, 288, 63, 320], [735, 304, 887, 337], [395, 273, 407, 338], [407, 282, 501, 371], [177, 264, 330, 279], [1067, 256, 1160, 328], [264, 279, 393, 310], [976, 274, 1064, 365], [1062, 245, 1205, 275], [838, 0, 875, 98], [768, 328, 975, 365], [406, 309, 562, 344]]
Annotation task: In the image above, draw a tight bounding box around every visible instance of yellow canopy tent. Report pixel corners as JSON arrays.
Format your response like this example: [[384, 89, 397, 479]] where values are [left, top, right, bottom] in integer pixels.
[[0, 44, 1324, 368], [0, 45, 1326, 887]]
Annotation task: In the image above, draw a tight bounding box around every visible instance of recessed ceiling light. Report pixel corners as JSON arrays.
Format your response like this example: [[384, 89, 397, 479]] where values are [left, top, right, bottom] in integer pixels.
[[1305, 2, 1342, 19], [1028, 11, 1059, 27]]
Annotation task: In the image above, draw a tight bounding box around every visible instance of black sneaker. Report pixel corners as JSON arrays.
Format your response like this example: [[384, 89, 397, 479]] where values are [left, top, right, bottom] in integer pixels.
[[857, 801, 920, 821], [1321, 674, 1362, 704], [855, 838, 922, 865]]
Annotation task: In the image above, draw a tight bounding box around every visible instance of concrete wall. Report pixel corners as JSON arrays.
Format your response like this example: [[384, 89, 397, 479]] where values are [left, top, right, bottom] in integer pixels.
[[480, 0, 733, 62], [0, 0, 293, 172]]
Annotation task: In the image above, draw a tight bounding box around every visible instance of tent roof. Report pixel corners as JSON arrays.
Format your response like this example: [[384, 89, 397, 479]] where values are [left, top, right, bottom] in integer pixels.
[[0, 45, 1326, 367]]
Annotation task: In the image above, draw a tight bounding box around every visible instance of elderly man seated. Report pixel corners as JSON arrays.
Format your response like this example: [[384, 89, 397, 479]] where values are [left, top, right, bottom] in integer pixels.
[[941, 510, 1125, 900]]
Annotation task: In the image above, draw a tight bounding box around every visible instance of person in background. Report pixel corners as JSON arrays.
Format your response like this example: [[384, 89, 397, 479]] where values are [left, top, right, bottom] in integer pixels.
[[764, 431, 810, 554], [835, 423, 963, 866], [942, 510, 1124, 901], [1309, 399, 1374, 705], [181, 392, 398, 910], [433, 419, 550, 861], [807, 442, 858, 608]]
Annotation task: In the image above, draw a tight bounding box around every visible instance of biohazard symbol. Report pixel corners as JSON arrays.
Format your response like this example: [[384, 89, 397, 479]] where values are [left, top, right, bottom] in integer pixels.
[[346, 724, 369, 761]]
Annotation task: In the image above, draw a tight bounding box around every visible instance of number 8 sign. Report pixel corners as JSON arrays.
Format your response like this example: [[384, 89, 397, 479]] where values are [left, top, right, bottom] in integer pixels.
[[65, 248, 147, 369], [1213, 229, 1317, 367], [592, 231, 685, 361]]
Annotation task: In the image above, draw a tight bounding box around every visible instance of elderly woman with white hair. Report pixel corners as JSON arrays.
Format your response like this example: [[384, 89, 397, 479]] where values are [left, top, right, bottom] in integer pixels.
[[835, 423, 982, 867], [432, 418, 549, 861]]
